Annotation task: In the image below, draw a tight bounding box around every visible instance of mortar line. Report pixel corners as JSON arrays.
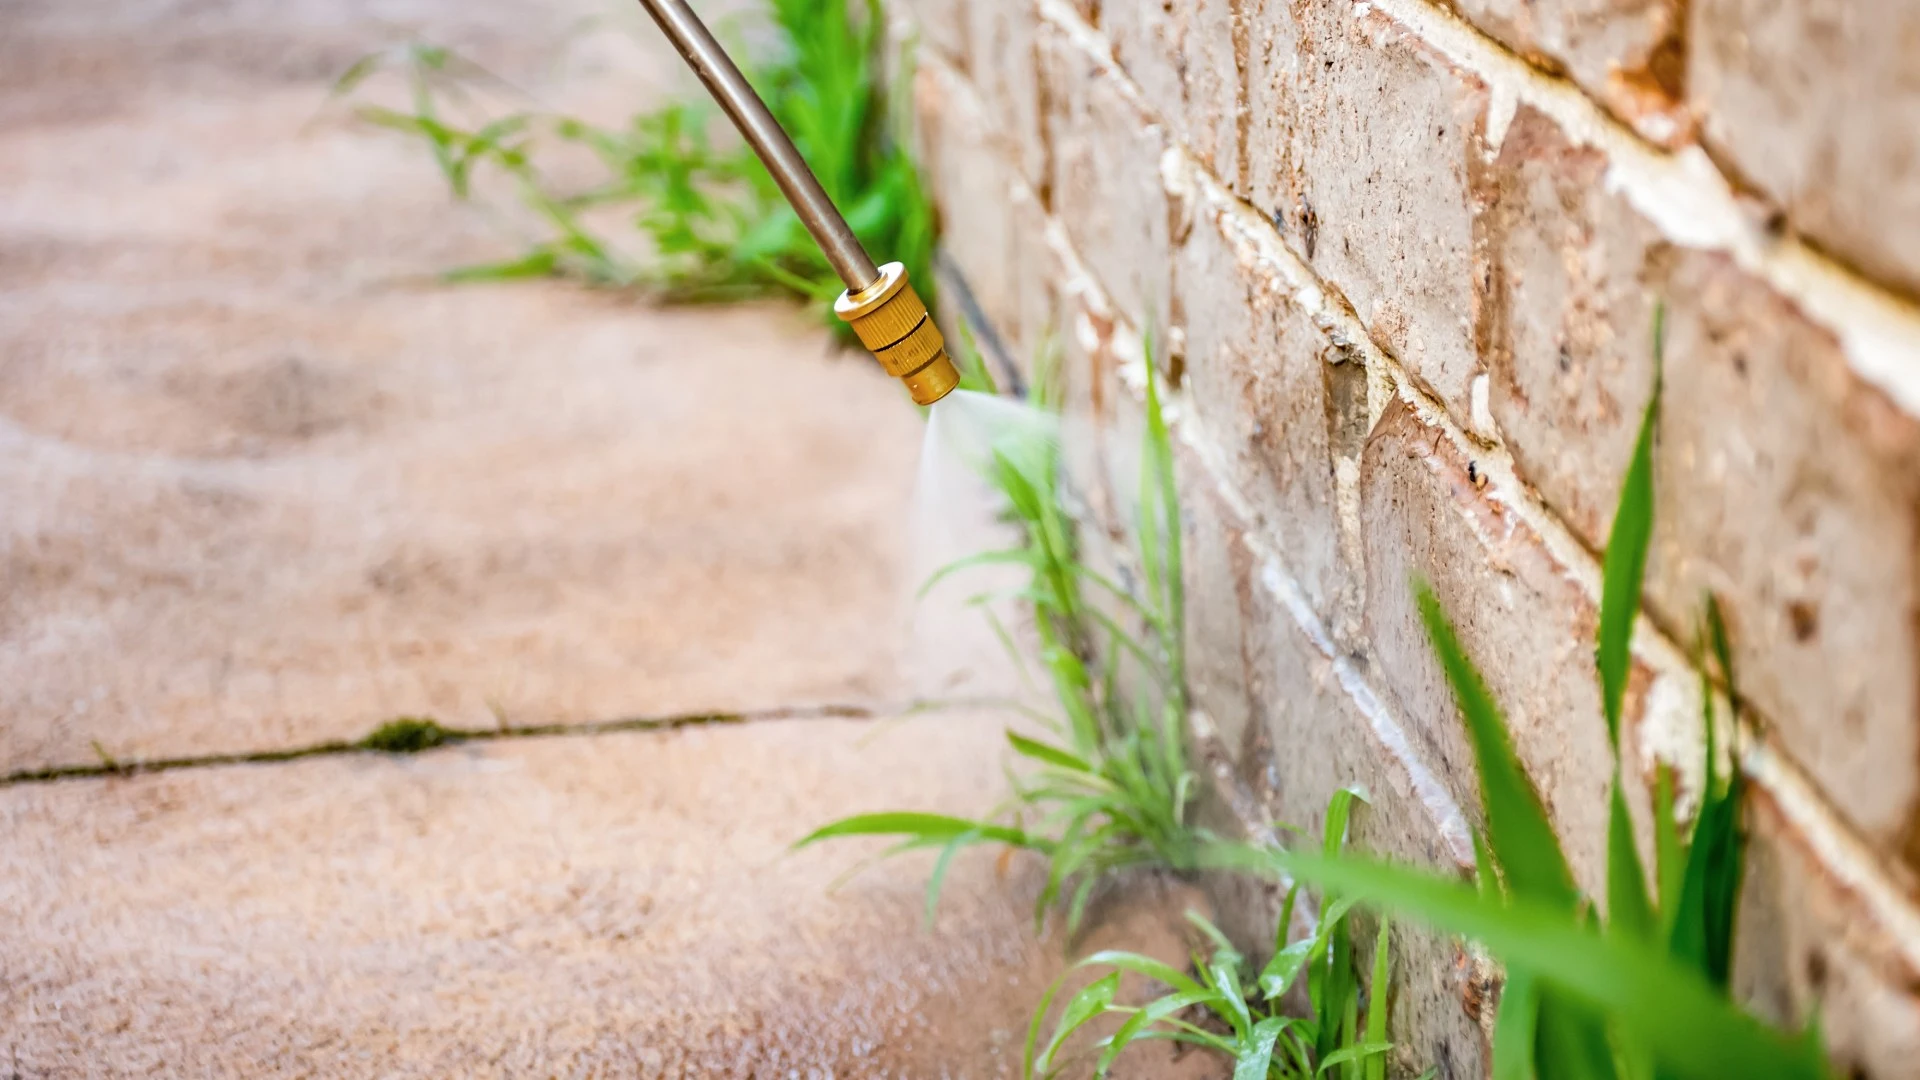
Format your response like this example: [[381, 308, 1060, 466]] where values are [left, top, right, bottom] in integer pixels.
[[0, 697, 1009, 789]]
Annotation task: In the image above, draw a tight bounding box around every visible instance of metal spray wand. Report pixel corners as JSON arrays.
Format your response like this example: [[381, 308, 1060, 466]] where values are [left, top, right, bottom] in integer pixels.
[[635, 0, 960, 405]]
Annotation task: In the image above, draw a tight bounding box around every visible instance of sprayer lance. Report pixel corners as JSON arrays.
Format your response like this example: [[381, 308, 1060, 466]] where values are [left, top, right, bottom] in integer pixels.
[[634, 0, 959, 405]]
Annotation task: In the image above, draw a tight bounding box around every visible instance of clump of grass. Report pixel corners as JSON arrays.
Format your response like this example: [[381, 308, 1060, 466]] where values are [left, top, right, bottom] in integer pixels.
[[798, 347, 1195, 932], [335, 0, 934, 332], [1226, 308, 1830, 1080], [1029, 789, 1411, 1079], [358, 716, 458, 754]]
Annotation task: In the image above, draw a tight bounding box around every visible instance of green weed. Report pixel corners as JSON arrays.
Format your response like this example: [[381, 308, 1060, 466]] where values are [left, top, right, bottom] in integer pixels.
[[335, 0, 934, 331], [1028, 789, 1410, 1079], [1226, 307, 1828, 1080], [798, 348, 1196, 933], [359, 716, 458, 754]]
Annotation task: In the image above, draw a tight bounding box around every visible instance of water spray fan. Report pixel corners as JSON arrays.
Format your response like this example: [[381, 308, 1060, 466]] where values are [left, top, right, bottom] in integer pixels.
[[637, 0, 960, 405]]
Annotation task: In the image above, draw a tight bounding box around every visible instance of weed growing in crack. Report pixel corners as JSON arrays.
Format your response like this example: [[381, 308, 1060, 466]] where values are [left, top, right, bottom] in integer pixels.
[[1029, 789, 1413, 1079], [334, 0, 933, 335], [1218, 306, 1831, 1080], [799, 343, 1196, 934], [358, 717, 458, 754]]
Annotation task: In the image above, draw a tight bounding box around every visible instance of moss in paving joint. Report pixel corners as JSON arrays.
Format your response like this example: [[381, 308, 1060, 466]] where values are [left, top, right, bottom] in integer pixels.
[[356, 716, 460, 754]]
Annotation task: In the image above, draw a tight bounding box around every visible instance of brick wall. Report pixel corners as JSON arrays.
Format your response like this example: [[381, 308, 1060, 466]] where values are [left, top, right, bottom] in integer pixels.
[[892, 0, 1920, 1075]]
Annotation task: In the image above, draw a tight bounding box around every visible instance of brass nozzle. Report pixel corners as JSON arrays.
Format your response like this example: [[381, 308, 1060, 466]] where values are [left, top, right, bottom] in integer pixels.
[[835, 263, 959, 406]]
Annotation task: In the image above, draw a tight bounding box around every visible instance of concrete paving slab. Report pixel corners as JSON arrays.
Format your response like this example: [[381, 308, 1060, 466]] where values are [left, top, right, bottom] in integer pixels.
[[0, 0, 941, 772], [0, 2, 1215, 1076], [0, 711, 1209, 1078]]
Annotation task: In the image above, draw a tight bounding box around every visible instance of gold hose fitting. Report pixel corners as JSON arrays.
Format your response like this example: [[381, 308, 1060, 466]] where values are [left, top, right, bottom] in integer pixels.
[[835, 262, 960, 406]]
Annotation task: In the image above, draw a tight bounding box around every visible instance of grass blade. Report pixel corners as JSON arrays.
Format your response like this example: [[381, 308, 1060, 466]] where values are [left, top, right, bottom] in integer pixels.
[[1324, 786, 1366, 857], [1232, 849, 1828, 1080], [794, 811, 1037, 850], [1235, 1016, 1288, 1080], [1075, 950, 1207, 997], [1273, 881, 1302, 963], [1034, 972, 1121, 1075], [925, 830, 976, 927], [1007, 731, 1098, 775], [1492, 966, 1541, 1080], [1653, 767, 1684, 940], [441, 249, 560, 282], [1096, 990, 1216, 1075], [1533, 992, 1618, 1080], [1025, 971, 1069, 1080], [1607, 775, 1654, 941], [1416, 584, 1579, 909], [1473, 828, 1503, 899], [1317, 1041, 1394, 1076], [1596, 302, 1663, 747], [1363, 918, 1391, 1080], [1670, 597, 1748, 987]]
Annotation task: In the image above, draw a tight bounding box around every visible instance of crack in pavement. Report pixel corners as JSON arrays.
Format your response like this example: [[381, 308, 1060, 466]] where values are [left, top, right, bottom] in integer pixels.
[[0, 702, 884, 788], [0, 695, 1024, 788]]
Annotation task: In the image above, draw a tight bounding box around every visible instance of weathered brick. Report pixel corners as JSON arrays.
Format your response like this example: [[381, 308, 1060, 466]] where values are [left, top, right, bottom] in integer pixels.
[[1452, 0, 1688, 144], [913, 60, 1027, 356], [934, 179, 1059, 395], [1004, 182, 1061, 370], [1482, 105, 1920, 863], [1182, 456, 1256, 759], [1098, 1, 1185, 138], [1047, 244, 1142, 544], [1038, 23, 1174, 339], [1360, 398, 1630, 902], [1477, 106, 1666, 541], [1358, 393, 1920, 1072], [891, 0, 969, 68], [1279, 1, 1491, 429], [1180, 472, 1489, 1079], [1240, 555, 1471, 880], [1174, 198, 1346, 620], [1690, 0, 1920, 299], [1180, 0, 1244, 191], [965, 0, 1048, 191], [1242, 0, 1304, 217], [1734, 794, 1920, 1078], [1097, 0, 1244, 189]]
